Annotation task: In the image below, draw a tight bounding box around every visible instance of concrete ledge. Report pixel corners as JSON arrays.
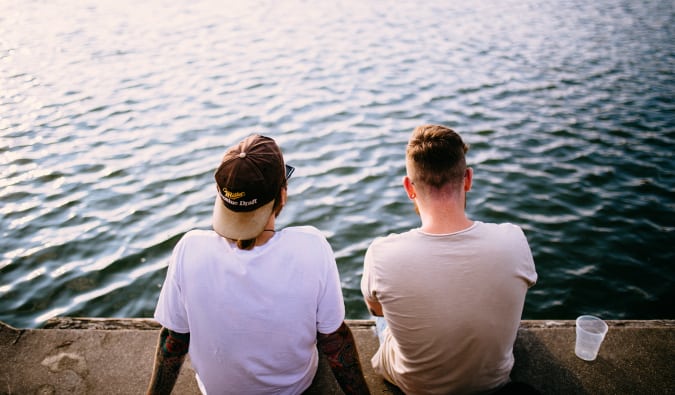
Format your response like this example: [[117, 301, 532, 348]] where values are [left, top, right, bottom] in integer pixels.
[[1, 319, 673, 394]]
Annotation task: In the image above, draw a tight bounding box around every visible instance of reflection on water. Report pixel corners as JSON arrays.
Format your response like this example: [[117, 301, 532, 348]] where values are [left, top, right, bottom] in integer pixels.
[[1, 0, 673, 328]]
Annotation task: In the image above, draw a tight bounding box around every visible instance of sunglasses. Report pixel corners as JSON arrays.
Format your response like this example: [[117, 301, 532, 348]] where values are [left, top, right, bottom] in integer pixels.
[[285, 164, 295, 179]]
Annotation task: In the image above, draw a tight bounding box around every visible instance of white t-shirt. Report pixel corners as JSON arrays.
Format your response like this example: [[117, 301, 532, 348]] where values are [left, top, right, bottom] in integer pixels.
[[361, 221, 537, 395], [155, 226, 345, 395]]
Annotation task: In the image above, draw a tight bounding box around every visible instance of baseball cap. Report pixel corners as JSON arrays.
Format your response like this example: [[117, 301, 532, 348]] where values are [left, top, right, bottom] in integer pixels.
[[212, 134, 287, 240]]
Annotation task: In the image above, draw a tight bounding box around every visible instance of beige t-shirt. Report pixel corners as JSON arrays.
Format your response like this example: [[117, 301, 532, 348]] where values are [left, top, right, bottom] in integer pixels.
[[361, 222, 537, 395]]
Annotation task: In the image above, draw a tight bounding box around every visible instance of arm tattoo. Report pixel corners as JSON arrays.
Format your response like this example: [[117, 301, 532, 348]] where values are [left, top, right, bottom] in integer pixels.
[[317, 322, 371, 395], [147, 327, 190, 395]]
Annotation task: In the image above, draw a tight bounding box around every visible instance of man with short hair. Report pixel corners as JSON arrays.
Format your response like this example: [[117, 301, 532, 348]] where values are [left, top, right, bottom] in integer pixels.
[[148, 134, 370, 394], [361, 125, 537, 394]]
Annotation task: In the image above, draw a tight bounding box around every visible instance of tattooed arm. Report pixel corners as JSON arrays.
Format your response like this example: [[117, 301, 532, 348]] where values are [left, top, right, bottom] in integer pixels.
[[147, 326, 190, 395], [317, 321, 371, 395]]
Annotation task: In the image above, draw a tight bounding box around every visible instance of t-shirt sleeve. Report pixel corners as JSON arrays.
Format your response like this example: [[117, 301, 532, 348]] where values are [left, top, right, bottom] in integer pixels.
[[515, 226, 538, 288], [360, 241, 379, 304], [315, 236, 346, 335], [154, 237, 190, 333]]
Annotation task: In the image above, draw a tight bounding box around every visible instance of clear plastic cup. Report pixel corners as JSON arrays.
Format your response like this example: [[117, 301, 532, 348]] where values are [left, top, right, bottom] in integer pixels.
[[575, 315, 608, 361]]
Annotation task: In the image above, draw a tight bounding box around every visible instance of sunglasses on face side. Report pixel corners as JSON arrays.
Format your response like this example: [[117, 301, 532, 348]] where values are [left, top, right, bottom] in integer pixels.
[[285, 164, 295, 180]]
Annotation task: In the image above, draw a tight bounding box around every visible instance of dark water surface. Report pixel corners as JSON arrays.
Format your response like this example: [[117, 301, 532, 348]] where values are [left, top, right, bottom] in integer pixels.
[[2, 0, 674, 328]]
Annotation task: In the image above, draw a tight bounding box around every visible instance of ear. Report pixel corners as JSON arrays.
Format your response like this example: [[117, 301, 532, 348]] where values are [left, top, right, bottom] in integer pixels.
[[280, 187, 288, 206], [464, 167, 473, 192], [403, 176, 416, 200]]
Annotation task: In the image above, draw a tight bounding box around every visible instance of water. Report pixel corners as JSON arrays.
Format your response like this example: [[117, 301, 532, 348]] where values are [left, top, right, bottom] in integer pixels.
[[1, 0, 673, 329]]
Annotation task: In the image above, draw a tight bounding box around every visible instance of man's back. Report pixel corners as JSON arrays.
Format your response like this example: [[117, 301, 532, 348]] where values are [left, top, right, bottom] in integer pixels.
[[156, 226, 345, 394], [362, 221, 537, 394]]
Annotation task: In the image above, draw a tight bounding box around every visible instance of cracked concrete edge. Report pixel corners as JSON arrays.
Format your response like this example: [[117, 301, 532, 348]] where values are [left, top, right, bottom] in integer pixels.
[[31, 317, 675, 330], [519, 319, 675, 328]]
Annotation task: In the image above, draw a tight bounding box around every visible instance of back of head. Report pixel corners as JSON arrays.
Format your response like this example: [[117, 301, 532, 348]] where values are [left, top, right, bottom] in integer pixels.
[[212, 134, 287, 249], [406, 124, 469, 192]]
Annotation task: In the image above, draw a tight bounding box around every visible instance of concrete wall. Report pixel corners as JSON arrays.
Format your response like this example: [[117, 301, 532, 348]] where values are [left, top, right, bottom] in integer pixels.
[[1, 318, 673, 394]]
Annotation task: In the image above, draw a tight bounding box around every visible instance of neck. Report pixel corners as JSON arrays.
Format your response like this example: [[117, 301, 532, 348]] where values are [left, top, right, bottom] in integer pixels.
[[254, 216, 277, 246], [417, 197, 473, 234]]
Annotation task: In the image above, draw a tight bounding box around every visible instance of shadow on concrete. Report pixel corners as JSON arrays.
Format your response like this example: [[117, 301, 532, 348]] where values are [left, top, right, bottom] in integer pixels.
[[512, 328, 587, 395]]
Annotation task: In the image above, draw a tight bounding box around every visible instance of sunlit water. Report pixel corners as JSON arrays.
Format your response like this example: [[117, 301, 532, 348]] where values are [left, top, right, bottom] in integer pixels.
[[1, 0, 673, 328]]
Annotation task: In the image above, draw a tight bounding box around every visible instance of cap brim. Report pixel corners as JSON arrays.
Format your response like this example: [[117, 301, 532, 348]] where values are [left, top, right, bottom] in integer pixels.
[[213, 196, 275, 240]]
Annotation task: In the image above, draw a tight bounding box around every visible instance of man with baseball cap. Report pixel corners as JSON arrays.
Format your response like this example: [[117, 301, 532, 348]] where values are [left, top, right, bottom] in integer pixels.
[[147, 135, 370, 394]]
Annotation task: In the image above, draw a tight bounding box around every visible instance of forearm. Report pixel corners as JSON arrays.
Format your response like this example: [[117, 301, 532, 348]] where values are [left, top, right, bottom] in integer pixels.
[[317, 322, 371, 395], [364, 297, 383, 317], [147, 327, 190, 395]]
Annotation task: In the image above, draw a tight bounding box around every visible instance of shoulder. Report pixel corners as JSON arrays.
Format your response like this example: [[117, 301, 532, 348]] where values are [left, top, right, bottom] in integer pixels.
[[277, 227, 338, 269], [181, 228, 219, 239], [373, 229, 417, 244], [279, 226, 333, 250], [172, 229, 223, 255], [281, 225, 326, 240], [474, 221, 527, 238], [475, 221, 534, 264], [367, 229, 418, 254]]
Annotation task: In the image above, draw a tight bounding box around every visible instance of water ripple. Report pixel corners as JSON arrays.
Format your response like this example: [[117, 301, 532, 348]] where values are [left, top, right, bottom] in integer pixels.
[[1, 0, 673, 327]]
